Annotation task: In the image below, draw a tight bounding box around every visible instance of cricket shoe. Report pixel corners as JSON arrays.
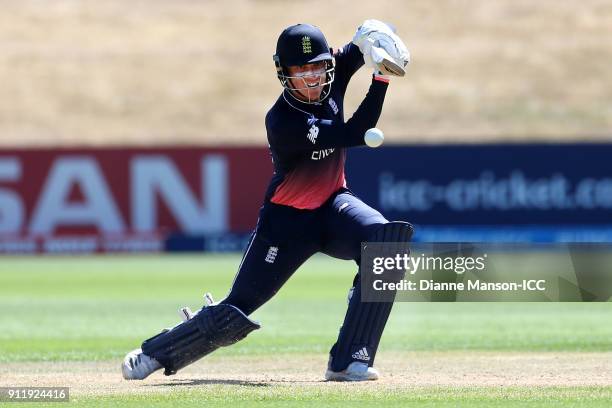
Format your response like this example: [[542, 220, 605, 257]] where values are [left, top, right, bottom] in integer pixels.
[[121, 348, 162, 380], [325, 357, 380, 381]]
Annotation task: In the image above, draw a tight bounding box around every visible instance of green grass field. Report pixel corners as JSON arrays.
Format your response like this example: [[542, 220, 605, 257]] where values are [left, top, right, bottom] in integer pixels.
[[0, 255, 611, 407]]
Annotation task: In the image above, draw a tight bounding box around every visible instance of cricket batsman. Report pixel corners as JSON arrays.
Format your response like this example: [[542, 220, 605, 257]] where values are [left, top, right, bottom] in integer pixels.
[[122, 20, 412, 382]]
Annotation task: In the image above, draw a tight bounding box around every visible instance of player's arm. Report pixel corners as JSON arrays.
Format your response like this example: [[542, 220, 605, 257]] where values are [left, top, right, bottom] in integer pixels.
[[268, 76, 389, 151], [333, 43, 365, 91]]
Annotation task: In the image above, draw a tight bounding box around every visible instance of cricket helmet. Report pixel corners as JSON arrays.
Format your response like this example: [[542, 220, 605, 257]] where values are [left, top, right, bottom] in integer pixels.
[[273, 23, 335, 103]]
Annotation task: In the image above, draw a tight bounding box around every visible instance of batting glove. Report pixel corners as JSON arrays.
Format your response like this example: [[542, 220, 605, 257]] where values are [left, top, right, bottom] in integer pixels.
[[352, 19, 410, 76]]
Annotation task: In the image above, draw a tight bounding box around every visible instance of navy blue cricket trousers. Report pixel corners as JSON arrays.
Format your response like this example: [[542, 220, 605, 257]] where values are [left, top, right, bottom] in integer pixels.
[[222, 188, 387, 315]]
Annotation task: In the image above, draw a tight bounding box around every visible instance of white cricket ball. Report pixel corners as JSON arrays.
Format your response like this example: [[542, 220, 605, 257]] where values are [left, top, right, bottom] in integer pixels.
[[364, 128, 384, 148]]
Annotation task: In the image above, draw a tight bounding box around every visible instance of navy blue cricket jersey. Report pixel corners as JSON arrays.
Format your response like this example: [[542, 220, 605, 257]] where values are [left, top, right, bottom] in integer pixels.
[[264, 43, 389, 209]]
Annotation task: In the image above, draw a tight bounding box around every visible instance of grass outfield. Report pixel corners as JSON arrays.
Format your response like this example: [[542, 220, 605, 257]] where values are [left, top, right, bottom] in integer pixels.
[[0, 255, 611, 407], [71, 387, 612, 408]]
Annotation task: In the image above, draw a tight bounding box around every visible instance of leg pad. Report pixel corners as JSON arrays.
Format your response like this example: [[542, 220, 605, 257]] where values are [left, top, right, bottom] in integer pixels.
[[142, 304, 260, 375], [330, 221, 413, 372]]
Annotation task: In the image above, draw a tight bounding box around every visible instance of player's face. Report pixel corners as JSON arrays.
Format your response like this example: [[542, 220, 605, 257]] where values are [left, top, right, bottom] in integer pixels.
[[286, 62, 327, 102]]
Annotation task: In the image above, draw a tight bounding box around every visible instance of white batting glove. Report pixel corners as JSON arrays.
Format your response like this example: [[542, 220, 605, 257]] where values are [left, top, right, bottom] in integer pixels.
[[352, 19, 410, 76]]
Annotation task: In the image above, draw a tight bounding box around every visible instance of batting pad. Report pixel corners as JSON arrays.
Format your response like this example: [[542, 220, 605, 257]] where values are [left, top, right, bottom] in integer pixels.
[[142, 304, 260, 375], [329, 221, 413, 372]]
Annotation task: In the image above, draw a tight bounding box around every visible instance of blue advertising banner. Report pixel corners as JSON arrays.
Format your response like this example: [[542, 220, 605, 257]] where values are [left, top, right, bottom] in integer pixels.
[[346, 143, 612, 242]]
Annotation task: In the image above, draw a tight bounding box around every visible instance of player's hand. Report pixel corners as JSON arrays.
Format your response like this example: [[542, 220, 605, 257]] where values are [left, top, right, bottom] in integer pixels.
[[362, 47, 390, 79], [352, 19, 410, 76]]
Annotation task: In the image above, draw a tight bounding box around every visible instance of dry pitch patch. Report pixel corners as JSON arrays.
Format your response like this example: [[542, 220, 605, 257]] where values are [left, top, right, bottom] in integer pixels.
[[1, 352, 610, 397]]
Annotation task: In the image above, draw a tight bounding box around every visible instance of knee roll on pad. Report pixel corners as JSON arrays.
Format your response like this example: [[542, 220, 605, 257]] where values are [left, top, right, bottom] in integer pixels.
[[371, 220, 414, 243], [371, 221, 414, 282], [330, 221, 413, 372], [142, 304, 260, 375]]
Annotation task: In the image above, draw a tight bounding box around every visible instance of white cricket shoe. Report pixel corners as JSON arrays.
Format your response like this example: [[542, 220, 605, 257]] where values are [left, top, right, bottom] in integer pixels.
[[325, 360, 380, 382], [121, 348, 162, 380]]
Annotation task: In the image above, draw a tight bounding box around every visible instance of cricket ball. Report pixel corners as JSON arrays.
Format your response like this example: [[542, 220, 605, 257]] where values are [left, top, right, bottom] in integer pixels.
[[364, 128, 384, 148]]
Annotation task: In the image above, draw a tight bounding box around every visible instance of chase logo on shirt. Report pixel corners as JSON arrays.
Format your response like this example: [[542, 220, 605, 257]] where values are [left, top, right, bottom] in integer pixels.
[[307, 124, 319, 144]]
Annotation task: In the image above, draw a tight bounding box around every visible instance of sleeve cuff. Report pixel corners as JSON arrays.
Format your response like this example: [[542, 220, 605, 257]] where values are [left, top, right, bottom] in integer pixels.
[[373, 74, 390, 84]]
